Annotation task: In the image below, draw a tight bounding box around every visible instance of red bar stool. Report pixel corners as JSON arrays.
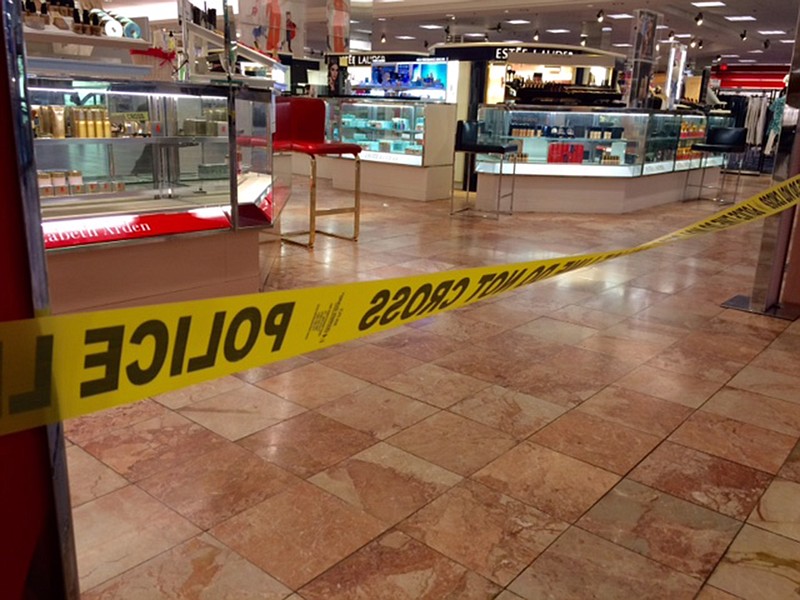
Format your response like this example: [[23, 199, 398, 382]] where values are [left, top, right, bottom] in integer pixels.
[[275, 97, 362, 248]]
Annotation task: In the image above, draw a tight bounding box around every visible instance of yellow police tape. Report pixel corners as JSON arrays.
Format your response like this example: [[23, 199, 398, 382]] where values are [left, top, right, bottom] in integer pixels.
[[1, 175, 799, 436]]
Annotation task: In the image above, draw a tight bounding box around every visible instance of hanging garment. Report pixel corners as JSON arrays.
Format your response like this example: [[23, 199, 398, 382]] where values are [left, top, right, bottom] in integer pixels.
[[765, 96, 785, 156]]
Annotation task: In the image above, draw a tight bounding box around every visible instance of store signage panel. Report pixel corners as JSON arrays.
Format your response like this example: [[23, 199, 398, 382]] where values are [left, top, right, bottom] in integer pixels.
[[433, 45, 587, 62], [42, 210, 231, 249], [327, 53, 435, 67]]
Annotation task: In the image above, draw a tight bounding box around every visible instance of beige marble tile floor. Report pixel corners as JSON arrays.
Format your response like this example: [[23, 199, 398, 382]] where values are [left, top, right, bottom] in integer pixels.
[[67, 175, 800, 598]]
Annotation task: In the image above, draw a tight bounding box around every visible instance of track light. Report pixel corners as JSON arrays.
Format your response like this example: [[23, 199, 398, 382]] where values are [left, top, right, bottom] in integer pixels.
[[698, 39, 704, 49], [668, 30, 675, 41], [764, 39, 771, 49], [695, 12, 703, 26], [740, 30, 747, 41], [690, 38, 697, 48], [380, 33, 386, 44], [533, 29, 540, 41], [580, 35, 587, 46], [597, 10, 604, 23]]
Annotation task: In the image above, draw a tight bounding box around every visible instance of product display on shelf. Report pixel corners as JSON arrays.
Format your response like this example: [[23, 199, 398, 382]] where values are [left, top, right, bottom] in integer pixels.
[[22, 0, 141, 38], [29, 77, 288, 248], [477, 105, 730, 178], [325, 98, 455, 168]]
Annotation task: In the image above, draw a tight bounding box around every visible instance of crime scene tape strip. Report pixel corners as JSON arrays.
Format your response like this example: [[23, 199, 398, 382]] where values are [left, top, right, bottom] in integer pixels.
[[1, 175, 799, 436]]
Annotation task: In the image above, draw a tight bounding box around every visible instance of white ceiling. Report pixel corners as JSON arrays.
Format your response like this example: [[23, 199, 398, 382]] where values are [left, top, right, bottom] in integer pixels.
[[112, 0, 799, 67], [301, 0, 799, 67]]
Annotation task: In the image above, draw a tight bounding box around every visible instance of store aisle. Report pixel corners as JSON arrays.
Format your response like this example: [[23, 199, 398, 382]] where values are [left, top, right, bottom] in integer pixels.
[[66, 175, 800, 599]]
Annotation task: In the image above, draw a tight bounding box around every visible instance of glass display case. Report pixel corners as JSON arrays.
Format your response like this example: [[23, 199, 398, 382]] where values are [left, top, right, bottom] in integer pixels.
[[28, 77, 288, 249], [675, 113, 708, 171], [325, 98, 455, 168], [477, 105, 721, 178], [643, 113, 681, 175]]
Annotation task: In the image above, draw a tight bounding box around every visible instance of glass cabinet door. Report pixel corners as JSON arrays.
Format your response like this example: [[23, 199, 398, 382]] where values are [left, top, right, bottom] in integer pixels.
[[643, 113, 681, 175], [675, 114, 708, 170], [332, 99, 425, 166]]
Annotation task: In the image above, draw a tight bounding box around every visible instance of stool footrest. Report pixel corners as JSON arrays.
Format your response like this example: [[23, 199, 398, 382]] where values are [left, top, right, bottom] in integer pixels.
[[281, 155, 361, 249], [316, 207, 357, 216]]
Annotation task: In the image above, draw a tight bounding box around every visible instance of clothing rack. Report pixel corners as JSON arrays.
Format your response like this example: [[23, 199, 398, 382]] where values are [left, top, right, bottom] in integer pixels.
[[717, 89, 779, 175]]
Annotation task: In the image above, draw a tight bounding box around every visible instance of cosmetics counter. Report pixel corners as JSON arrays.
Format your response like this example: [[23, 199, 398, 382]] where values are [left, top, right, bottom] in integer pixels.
[[474, 105, 733, 213], [317, 98, 457, 201], [27, 75, 289, 312]]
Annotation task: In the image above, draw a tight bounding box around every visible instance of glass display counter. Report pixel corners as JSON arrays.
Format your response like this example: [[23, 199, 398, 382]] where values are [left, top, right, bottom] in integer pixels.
[[474, 105, 732, 213], [326, 98, 455, 167], [477, 105, 726, 178], [28, 77, 288, 249], [321, 97, 457, 201]]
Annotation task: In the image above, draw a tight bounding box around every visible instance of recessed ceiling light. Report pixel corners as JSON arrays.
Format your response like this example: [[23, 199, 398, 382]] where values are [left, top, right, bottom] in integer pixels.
[[395, 35, 416, 40], [749, 49, 764, 53], [720, 54, 740, 57], [780, 39, 795, 44], [602, 26, 612, 32], [350, 20, 359, 24], [506, 19, 530, 25], [673, 33, 692, 38], [612, 43, 632, 47], [738, 59, 757, 62], [419, 24, 443, 29], [608, 13, 634, 19], [546, 28, 570, 34], [377, 18, 386, 21], [656, 25, 668, 30], [464, 32, 486, 37], [725, 16, 757, 22], [758, 30, 786, 35], [692, 1, 726, 7], [504, 39, 524, 43], [355, 29, 372, 34]]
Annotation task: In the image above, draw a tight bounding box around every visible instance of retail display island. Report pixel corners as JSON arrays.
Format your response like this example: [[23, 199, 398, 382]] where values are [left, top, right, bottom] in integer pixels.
[[475, 105, 732, 213], [309, 97, 457, 201]]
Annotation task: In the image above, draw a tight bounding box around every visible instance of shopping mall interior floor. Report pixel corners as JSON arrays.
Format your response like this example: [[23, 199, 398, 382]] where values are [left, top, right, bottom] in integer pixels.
[[66, 174, 800, 599]]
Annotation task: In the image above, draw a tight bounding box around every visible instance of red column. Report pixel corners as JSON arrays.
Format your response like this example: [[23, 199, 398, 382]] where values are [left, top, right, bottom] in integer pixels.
[[0, 19, 67, 600]]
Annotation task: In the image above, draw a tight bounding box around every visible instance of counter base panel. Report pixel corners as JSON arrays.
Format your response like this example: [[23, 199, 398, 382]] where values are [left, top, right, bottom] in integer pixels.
[[47, 229, 267, 314], [476, 167, 721, 214], [328, 157, 453, 201]]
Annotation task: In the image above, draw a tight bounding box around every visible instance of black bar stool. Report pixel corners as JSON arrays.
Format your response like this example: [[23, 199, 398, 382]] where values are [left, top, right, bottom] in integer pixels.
[[684, 127, 747, 205], [450, 120, 518, 219]]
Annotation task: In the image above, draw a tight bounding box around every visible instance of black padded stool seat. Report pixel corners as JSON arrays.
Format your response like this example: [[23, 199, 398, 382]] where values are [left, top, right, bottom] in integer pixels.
[[684, 126, 748, 205], [455, 122, 519, 154], [451, 120, 518, 218], [692, 127, 747, 155]]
